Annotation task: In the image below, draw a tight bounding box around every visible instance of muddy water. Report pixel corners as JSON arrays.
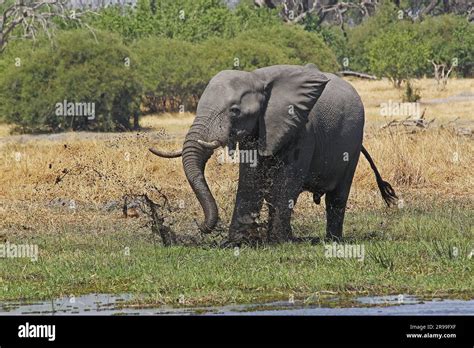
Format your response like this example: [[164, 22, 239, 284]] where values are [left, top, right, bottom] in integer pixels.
[[1, 294, 473, 315]]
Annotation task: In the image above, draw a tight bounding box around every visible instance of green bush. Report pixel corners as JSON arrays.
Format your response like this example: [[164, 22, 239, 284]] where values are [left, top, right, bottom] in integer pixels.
[[345, 3, 473, 78], [132, 37, 207, 112], [240, 26, 340, 72], [303, 14, 348, 66], [346, 1, 401, 73], [367, 24, 431, 86], [88, 0, 280, 42], [200, 36, 296, 73], [402, 81, 421, 102], [419, 15, 474, 77], [0, 30, 142, 132]]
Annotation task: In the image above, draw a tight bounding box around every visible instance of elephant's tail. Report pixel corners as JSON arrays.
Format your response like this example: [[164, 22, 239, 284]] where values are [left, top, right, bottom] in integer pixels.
[[361, 145, 398, 206]]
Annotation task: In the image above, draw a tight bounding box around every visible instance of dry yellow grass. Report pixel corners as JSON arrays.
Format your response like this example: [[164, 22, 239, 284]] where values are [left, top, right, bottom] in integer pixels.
[[349, 77, 474, 123], [140, 112, 194, 135], [0, 79, 472, 236], [0, 124, 12, 137]]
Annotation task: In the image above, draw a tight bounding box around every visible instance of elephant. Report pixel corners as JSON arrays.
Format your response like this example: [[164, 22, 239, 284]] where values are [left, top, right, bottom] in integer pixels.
[[150, 64, 397, 245]]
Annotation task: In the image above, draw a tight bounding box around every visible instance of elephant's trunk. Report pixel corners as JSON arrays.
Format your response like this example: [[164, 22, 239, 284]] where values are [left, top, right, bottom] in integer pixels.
[[182, 123, 219, 234]]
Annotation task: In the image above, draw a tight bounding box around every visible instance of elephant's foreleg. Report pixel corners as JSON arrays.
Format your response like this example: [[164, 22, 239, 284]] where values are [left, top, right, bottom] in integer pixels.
[[266, 199, 294, 244], [229, 148, 265, 244], [266, 164, 303, 244]]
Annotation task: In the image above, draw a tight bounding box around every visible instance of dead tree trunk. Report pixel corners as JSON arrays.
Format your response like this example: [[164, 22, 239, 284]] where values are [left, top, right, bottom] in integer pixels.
[[431, 60, 455, 90]]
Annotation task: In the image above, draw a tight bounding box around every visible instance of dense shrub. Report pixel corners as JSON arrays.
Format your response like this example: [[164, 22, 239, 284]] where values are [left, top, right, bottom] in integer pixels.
[[0, 30, 142, 132], [367, 24, 431, 86], [303, 14, 348, 67], [88, 0, 280, 42], [345, 3, 473, 79], [242, 26, 339, 72], [132, 37, 207, 112], [419, 15, 474, 77], [346, 1, 401, 73]]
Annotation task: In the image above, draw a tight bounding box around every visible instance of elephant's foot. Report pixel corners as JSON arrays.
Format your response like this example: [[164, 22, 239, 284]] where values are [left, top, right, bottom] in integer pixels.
[[290, 236, 322, 245], [324, 234, 343, 243], [221, 236, 266, 248], [267, 232, 293, 244], [226, 225, 265, 247], [267, 220, 293, 244], [228, 217, 266, 247], [222, 231, 266, 248], [265, 200, 294, 244], [220, 238, 241, 249]]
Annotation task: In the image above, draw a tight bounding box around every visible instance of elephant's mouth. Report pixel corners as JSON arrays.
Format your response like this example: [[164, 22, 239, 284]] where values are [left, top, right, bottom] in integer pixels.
[[228, 128, 251, 148]]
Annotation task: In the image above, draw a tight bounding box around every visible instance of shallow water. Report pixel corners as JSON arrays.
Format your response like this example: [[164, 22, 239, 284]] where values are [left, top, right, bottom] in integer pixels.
[[1, 294, 473, 315]]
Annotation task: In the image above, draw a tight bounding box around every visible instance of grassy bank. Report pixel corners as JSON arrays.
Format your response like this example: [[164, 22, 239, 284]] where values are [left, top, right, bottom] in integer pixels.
[[0, 203, 472, 305]]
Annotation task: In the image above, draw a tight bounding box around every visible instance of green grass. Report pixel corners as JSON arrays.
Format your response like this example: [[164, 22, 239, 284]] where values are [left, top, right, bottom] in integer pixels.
[[0, 204, 472, 307]]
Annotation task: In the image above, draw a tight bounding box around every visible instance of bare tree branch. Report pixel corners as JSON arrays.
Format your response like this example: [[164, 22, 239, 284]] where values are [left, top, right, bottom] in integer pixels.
[[0, 0, 95, 52], [431, 59, 456, 90], [420, 0, 440, 17], [254, 0, 379, 25], [254, 0, 471, 25]]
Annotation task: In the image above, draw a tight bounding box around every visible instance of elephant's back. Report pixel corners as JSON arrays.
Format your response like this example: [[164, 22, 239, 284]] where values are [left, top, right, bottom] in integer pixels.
[[311, 73, 364, 131]]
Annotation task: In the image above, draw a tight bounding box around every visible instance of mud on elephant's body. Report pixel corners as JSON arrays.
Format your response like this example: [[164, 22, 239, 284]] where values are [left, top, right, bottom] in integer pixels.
[[151, 64, 397, 245]]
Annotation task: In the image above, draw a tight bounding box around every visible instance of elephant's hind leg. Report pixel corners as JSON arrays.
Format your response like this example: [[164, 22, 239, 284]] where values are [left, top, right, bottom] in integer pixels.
[[325, 154, 360, 241], [325, 190, 349, 241]]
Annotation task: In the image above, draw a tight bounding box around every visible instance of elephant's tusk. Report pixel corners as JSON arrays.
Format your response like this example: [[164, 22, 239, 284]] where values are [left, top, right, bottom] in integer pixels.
[[149, 147, 183, 158], [197, 139, 221, 150]]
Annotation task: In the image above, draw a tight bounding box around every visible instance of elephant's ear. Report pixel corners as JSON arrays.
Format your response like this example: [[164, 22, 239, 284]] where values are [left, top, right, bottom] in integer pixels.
[[254, 65, 329, 157]]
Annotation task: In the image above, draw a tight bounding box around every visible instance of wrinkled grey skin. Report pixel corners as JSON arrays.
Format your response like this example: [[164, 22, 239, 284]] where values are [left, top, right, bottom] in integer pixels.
[[151, 64, 396, 245]]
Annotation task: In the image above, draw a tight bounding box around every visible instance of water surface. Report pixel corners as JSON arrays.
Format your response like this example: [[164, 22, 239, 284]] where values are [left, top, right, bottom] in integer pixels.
[[1, 294, 473, 315]]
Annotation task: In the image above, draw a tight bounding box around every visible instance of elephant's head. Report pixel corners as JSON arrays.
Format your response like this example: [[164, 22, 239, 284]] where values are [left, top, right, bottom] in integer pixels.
[[150, 65, 329, 233]]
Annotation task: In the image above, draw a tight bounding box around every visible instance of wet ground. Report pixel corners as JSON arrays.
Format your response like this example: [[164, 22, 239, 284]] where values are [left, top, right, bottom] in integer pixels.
[[1, 294, 473, 315]]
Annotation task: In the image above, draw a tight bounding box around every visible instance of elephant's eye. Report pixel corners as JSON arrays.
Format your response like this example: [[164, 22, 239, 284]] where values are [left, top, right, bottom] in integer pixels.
[[230, 106, 241, 117]]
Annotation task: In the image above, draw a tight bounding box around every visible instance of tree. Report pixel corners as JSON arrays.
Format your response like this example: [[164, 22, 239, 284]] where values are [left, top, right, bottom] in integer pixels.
[[367, 24, 430, 86], [255, 0, 382, 28], [255, 0, 474, 24], [420, 14, 474, 84], [303, 13, 348, 64], [346, 1, 401, 73], [0, 0, 89, 52]]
